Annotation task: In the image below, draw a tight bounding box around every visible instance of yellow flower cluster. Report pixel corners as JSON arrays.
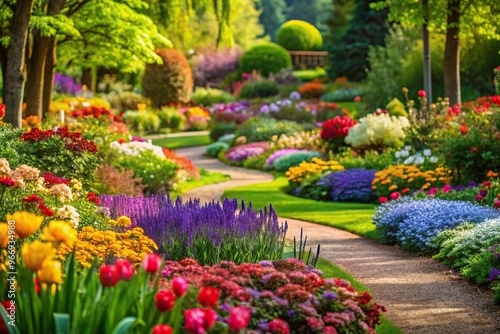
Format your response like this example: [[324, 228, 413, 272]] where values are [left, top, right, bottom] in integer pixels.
[[286, 157, 344, 184], [372, 164, 453, 195], [49, 97, 110, 114], [56, 226, 158, 268], [186, 106, 210, 118]]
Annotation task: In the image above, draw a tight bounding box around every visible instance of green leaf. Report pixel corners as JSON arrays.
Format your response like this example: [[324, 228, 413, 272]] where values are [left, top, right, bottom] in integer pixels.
[[0, 306, 19, 334], [54, 313, 70, 334], [110, 317, 138, 334]]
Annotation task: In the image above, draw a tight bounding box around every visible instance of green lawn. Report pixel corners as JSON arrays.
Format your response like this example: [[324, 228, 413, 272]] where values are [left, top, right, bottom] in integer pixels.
[[315, 257, 403, 334], [170, 169, 230, 198], [152, 134, 211, 149], [336, 101, 358, 113], [224, 175, 379, 240]]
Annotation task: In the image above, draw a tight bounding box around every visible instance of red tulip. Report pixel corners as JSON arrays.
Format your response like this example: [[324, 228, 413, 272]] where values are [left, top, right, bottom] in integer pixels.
[[197, 286, 220, 307], [99, 265, 119, 287], [379, 196, 388, 204], [228, 306, 251, 331], [202, 308, 217, 330], [172, 277, 187, 297], [143, 254, 162, 273], [151, 324, 173, 334], [115, 259, 134, 281], [418, 90, 427, 97], [155, 290, 176, 312]]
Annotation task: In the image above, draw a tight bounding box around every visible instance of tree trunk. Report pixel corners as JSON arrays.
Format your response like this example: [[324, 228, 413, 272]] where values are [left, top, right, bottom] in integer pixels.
[[444, 0, 461, 105], [3, 0, 35, 128], [26, 30, 50, 118], [42, 38, 57, 116], [81, 67, 92, 91]]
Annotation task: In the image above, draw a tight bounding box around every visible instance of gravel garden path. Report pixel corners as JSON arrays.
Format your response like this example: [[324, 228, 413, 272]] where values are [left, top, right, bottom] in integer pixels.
[[176, 145, 500, 334]]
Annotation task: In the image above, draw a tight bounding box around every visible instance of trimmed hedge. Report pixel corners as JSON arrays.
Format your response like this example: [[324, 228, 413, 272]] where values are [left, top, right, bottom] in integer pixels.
[[276, 20, 323, 51], [239, 43, 292, 77]]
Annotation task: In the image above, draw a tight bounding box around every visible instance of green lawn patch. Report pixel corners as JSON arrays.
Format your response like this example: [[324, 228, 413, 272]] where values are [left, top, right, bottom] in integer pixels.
[[315, 257, 403, 334], [336, 101, 358, 113], [171, 169, 230, 198], [152, 134, 210, 149], [224, 175, 379, 240], [293, 68, 328, 82]]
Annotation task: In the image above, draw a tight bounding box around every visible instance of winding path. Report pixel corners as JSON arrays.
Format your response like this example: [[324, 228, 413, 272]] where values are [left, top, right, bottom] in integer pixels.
[[176, 145, 500, 334]]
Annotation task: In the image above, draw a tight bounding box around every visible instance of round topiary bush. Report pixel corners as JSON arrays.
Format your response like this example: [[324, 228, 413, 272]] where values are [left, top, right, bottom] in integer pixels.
[[276, 20, 323, 51], [239, 43, 292, 77], [142, 49, 193, 107]]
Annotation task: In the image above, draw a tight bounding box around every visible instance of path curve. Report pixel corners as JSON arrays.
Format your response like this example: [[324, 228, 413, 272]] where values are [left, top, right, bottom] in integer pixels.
[[177, 145, 500, 334]]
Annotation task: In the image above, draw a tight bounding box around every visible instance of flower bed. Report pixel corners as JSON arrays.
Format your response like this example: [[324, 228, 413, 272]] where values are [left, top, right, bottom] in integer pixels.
[[226, 142, 270, 163]]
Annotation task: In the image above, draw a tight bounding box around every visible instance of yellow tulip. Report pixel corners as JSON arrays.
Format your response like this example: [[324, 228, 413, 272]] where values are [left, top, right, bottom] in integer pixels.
[[6, 211, 44, 239], [41, 220, 77, 248], [21, 241, 55, 271], [37, 259, 62, 284], [0, 224, 8, 248]]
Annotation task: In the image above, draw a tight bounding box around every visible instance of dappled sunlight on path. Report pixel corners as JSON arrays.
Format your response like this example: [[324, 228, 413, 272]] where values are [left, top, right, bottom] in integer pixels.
[[176, 145, 500, 334]]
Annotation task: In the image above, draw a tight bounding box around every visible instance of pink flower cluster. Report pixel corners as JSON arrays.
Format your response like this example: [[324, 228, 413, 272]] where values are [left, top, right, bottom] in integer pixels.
[[158, 257, 386, 333], [226, 142, 270, 162]]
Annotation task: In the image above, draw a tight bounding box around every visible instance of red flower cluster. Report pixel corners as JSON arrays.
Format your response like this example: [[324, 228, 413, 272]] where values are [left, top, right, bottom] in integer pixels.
[[0, 104, 5, 119], [320, 116, 357, 142], [459, 123, 468, 134], [42, 172, 69, 187], [99, 259, 134, 287], [22, 194, 54, 216], [21, 128, 55, 142], [21, 127, 98, 154], [86, 191, 100, 205], [162, 148, 199, 179], [0, 177, 15, 187], [71, 106, 113, 120]]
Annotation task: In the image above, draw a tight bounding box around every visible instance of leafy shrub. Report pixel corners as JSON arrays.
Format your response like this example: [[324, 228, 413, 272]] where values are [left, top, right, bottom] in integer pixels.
[[205, 142, 230, 157], [331, 149, 394, 171], [242, 151, 272, 170], [191, 87, 235, 106], [217, 134, 235, 144], [385, 98, 408, 117], [191, 47, 242, 87], [462, 250, 499, 285], [122, 110, 161, 133], [318, 169, 377, 203], [373, 198, 499, 251], [226, 142, 270, 163], [235, 118, 303, 143], [266, 149, 302, 167], [276, 20, 323, 51], [272, 68, 301, 85], [209, 122, 238, 142], [238, 79, 279, 99], [142, 48, 193, 107], [345, 113, 410, 151], [104, 91, 150, 113], [156, 107, 185, 132], [298, 82, 324, 99], [95, 165, 145, 196], [273, 151, 322, 172], [432, 219, 500, 272], [293, 68, 328, 82], [321, 88, 363, 102], [115, 150, 179, 194], [239, 43, 292, 77]]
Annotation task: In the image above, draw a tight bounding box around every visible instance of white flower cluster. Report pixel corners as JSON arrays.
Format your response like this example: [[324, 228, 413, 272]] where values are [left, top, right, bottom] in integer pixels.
[[395, 145, 439, 165], [110, 141, 164, 158], [345, 113, 410, 149], [57, 204, 80, 228]]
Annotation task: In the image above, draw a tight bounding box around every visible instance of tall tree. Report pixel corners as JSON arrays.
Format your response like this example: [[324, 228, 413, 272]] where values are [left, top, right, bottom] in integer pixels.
[[286, 0, 333, 32], [2, 0, 35, 128], [256, 0, 287, 41], [373, 0, 500, 105], [325, 0, 355, 40], [327, 0, 388, 81]]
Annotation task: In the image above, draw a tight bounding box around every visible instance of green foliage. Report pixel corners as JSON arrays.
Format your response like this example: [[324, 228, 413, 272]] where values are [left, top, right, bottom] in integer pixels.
[[122, 111, 160, 133], [327, 0, 389, 81], [104, 92, 150, 113], [276, 20, 323, 51], [385, 98, 408, 117], [273, 151, 322, 172], [293, 67, 327, 82], [330, 149, 394, 170], [156, 107, 185, 132], [256, 0, 287, 40], [115, 150, 179, 194], [320, 87, 362, 102], [294, 173, 330, 201], [205, 142, 231, 157], [235, 118, 303, 143], [141, 48, 193, 107], [209, 122, 238, 142], [239, 43, 292, 77], [238, 79, 280, 99], [461, 251, 496, 284], [285, 0, 333, 32], [242, 151, 272, 170], [191, 87, 235, 106]]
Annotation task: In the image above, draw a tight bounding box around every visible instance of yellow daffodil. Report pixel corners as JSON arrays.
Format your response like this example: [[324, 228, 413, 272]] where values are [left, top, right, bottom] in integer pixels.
[[21, 241, 55, 271], [0, 224, 8, 248], [41, 220, 77, 248], [37, 259, 62, 284], [6, 211, 44, 239]]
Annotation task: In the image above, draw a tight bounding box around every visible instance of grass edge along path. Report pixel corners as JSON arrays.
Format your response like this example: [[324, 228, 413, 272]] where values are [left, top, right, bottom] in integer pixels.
[[224, 175, 380, 240], [171, 169, 230, 198], [152, 133, 211, 149]]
